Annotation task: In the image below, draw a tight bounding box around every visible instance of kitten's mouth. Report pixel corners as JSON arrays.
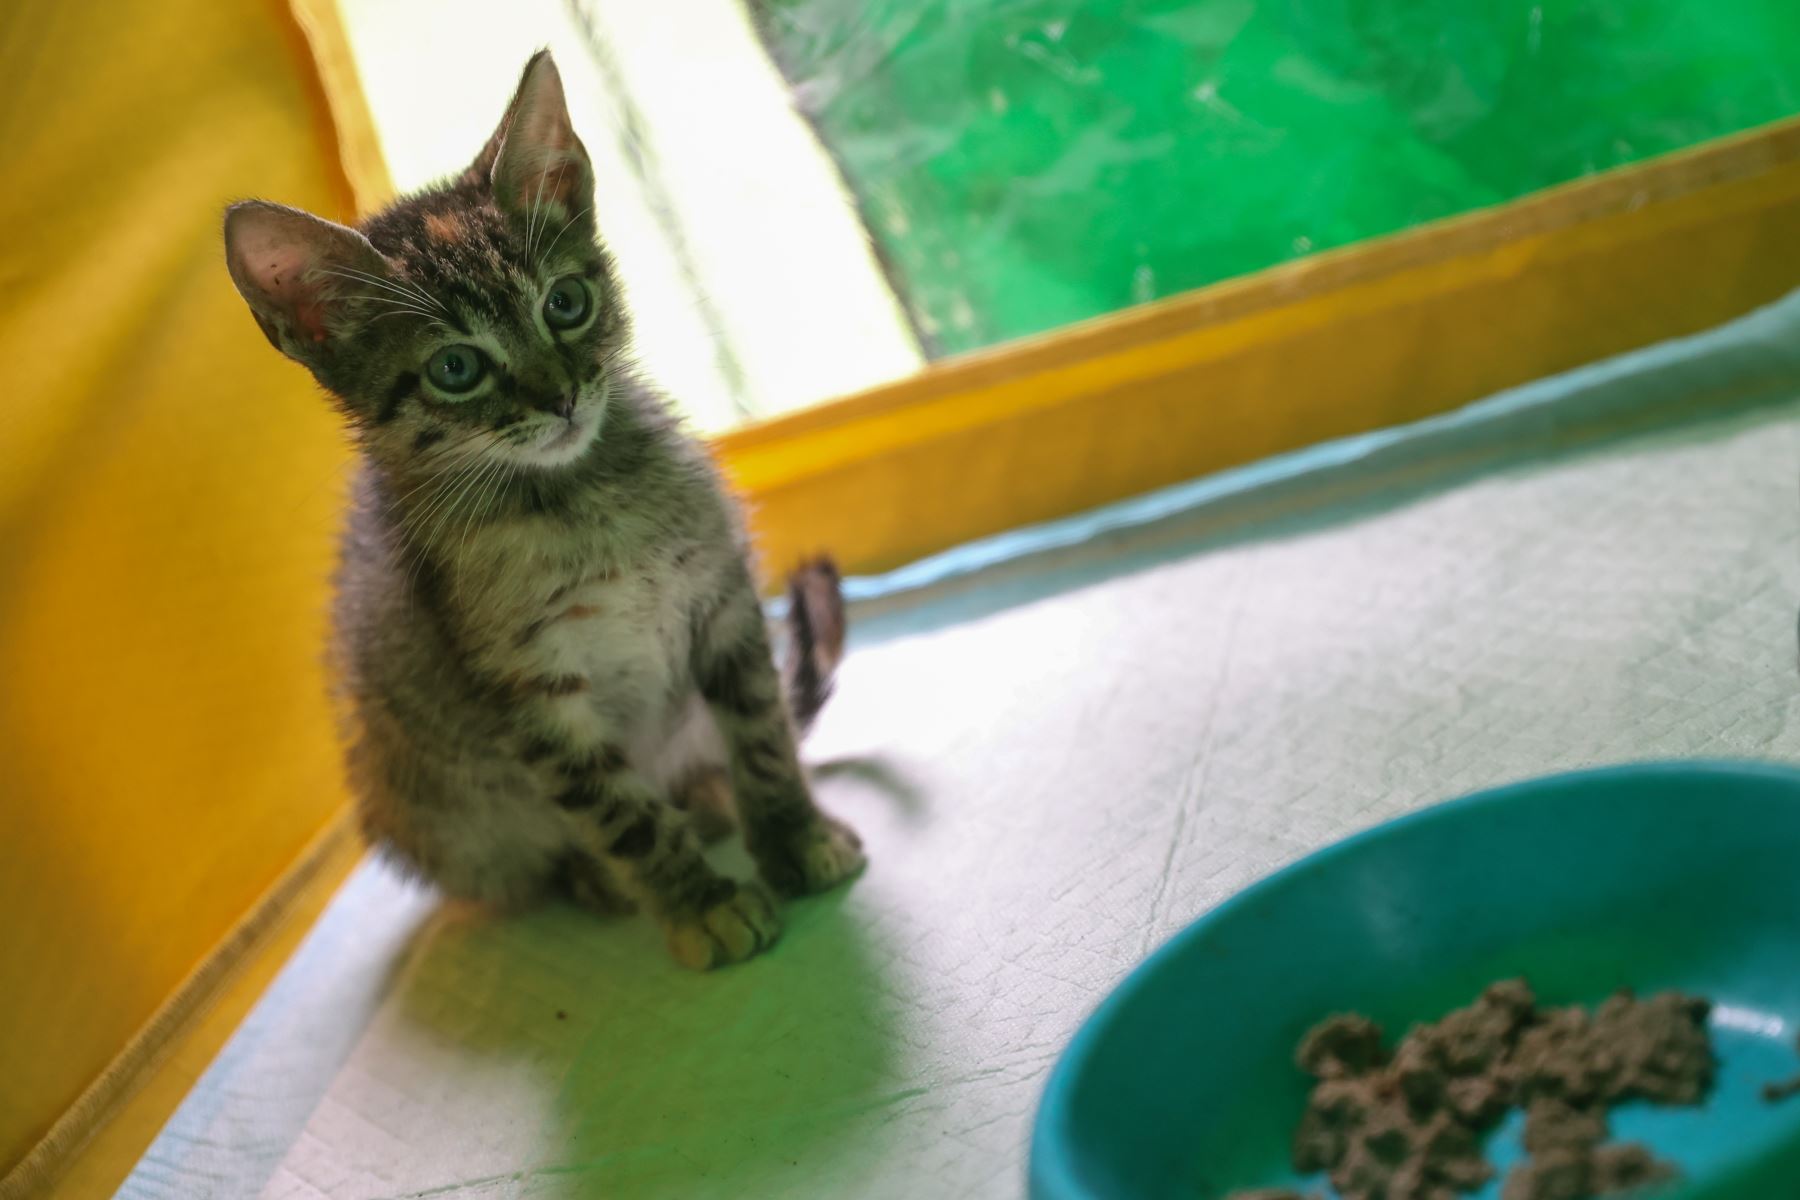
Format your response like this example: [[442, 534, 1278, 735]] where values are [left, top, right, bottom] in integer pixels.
[[542, 420, 585, 451], [524, 380, 611, 468]]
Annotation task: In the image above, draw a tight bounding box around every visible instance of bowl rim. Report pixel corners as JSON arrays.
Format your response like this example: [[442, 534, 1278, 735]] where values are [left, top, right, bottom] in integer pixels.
[[1026, 757, 1800, 1199]]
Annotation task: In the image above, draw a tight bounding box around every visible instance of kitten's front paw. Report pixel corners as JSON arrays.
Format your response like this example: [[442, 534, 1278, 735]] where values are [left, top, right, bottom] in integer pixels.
[[662, 881, 781, 970], [754, 814, 866, 898]]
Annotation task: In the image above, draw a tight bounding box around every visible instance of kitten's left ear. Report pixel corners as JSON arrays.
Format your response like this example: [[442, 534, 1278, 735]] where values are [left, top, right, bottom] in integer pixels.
[[480, 51, 593, 229], [223, 200, 390, 363]]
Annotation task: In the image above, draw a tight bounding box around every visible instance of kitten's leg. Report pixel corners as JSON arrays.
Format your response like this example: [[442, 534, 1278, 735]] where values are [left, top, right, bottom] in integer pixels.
[[553, 849, 637, 916], [671, 766, 736, 845], [693, 577, 865, 897], [548, 744, 779, 969]]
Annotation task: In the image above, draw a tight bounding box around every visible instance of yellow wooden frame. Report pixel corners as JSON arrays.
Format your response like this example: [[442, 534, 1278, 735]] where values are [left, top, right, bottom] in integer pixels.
[[717, 113, 1800, 583]]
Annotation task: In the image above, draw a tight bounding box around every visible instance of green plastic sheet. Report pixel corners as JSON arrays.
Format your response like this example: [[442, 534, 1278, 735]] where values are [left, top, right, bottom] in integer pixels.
[[754, 1, 1800, 356]]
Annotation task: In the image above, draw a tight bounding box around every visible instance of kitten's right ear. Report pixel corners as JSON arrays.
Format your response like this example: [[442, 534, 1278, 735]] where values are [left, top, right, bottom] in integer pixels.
[[223, 200, 388, 362], [465, 52, 593, 224]]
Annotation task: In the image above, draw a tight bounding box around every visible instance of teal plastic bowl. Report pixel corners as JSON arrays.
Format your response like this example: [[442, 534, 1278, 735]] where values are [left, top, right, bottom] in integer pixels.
[[1030, 761, 1800, 1198]]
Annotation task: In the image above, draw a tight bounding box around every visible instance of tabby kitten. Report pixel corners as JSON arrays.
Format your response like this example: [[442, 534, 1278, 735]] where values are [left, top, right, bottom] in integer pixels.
[[223, 51, 863, 969]]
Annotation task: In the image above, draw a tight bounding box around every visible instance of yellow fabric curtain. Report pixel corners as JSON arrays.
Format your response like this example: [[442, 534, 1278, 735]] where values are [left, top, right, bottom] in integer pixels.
[[0, 0, 370, 1188]]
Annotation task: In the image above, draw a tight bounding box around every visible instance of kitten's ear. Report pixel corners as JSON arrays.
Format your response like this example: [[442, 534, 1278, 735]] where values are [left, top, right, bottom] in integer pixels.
[[460, 68, 520, 188], [477, 51, 593, 229], [223, 200, 388, 360]]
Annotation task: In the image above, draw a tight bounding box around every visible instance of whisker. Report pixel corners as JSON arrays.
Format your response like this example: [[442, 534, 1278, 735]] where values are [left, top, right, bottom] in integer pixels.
[[397, 457, 474, 592], [447, 457, 507, 597], [431, 441, 503, 537], [526, 160, 572, 262], [526, 155, 554, 258], [321, 265, 449, 315], [367, 310, 455, 335], [321, 285, 449, 327], [400, 474, 468, 553], [457, 457, 511, 582], [403, 452, 495, 595], [403, 444, 489, 540], [317, 268, 443, 313], [413, 429, 492, 468], [385, 434, 491, 511], [363, 305, 442, 321], [327, 289, 426, 314], [540, 205, 592, 264]]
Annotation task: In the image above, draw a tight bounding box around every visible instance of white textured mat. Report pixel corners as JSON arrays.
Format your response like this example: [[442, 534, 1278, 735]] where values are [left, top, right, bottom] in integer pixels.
[[121, 288, 1800, 1199], [194, 399, 1800, 1200]]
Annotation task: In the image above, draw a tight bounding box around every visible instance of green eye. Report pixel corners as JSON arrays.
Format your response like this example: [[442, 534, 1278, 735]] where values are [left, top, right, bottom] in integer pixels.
[[426, 344, 487, 395], [543, 276, 590, 330]]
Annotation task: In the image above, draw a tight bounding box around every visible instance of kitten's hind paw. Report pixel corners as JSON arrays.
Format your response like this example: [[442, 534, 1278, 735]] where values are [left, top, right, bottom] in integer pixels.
[[662, 881, 782, 970], [755, 814, 866, 898]]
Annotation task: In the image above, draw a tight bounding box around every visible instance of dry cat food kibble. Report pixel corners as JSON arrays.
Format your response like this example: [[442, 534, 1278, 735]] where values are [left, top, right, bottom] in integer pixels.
[[1227, 979, 1715, 1200], [1760, 1033, 1800, 1103]]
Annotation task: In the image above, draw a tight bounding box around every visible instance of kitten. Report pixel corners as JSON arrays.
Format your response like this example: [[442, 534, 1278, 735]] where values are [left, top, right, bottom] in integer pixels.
[[222, 51, 864, 969]]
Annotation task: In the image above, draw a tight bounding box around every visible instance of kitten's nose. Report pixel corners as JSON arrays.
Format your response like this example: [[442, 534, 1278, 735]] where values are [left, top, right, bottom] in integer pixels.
[[531, 391, 576, 420]]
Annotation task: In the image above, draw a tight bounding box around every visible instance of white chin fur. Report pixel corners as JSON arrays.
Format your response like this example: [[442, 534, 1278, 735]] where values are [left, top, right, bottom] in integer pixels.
[[517, 382, 610, 469]]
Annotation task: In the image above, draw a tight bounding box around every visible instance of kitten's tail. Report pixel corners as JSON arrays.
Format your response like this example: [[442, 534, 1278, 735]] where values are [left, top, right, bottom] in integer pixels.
[[782, 556, 846, 737]]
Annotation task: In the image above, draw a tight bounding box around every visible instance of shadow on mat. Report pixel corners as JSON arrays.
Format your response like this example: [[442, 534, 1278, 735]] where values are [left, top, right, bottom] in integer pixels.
[[379, 870, 900, 1200]]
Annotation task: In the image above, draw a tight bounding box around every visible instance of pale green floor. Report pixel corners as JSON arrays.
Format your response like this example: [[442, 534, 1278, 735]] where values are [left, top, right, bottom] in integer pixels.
[[120, 296, 1800, 1199]]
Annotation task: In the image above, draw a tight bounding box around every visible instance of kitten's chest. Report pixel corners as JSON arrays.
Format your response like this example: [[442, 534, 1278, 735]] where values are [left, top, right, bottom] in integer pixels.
[[477, 542, 713, 723], [545, 569, 691, 682]]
